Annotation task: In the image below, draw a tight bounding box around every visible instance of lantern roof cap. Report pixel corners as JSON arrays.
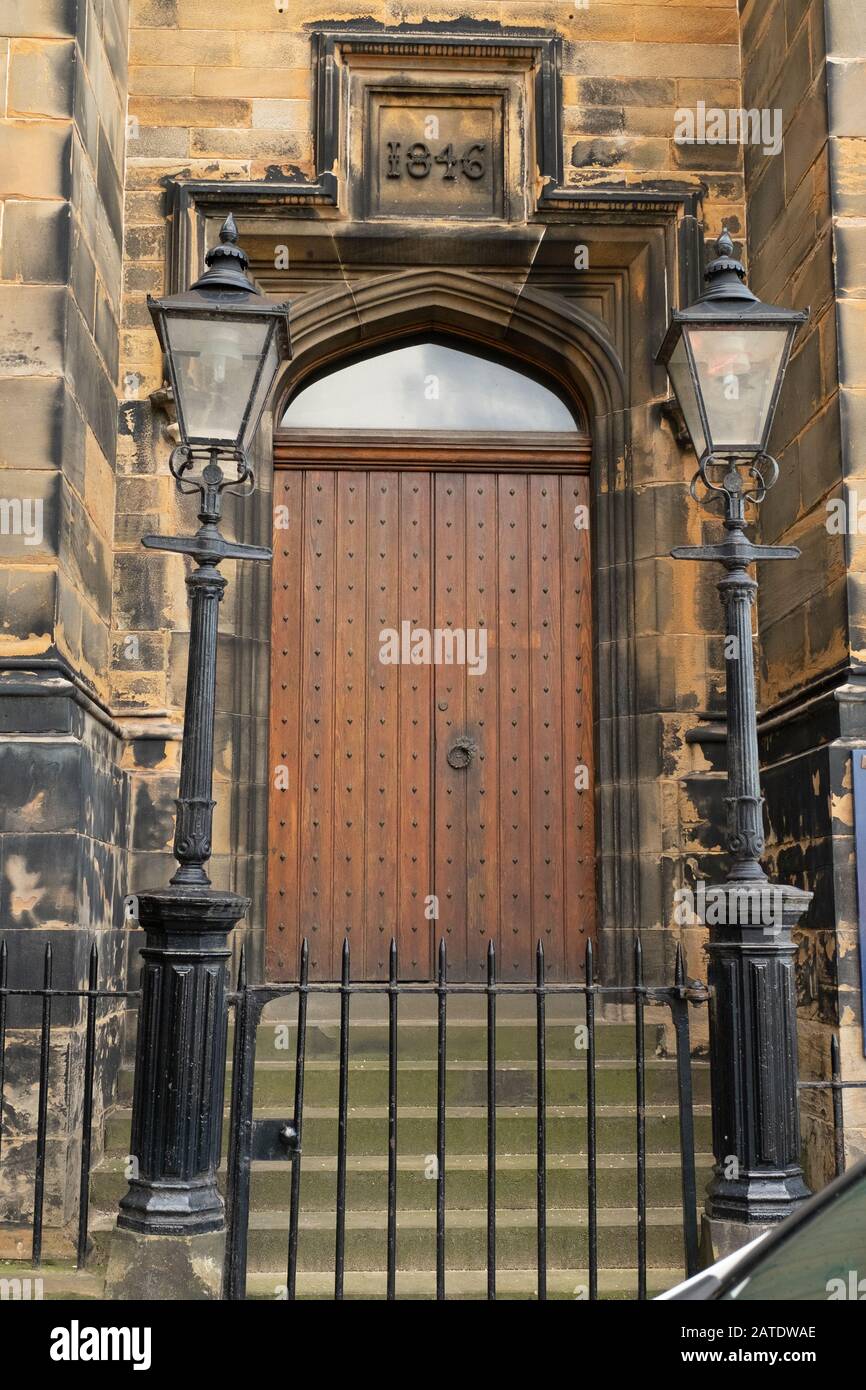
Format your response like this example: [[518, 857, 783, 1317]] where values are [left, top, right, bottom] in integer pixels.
[[698, 228, 757, 305], [655, 229, 808, 363], [188, 213, 258, 295], [146, 212, 291, 360]]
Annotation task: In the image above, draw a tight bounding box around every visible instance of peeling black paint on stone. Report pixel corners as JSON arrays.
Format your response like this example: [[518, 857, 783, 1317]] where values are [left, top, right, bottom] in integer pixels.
[[131, 779, 175, 854], [130, 738, 168, 770], [571, 141, 625, 170]]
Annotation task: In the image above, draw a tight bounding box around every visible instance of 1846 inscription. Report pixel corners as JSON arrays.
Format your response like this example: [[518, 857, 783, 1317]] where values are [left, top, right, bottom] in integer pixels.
[[368, 94, 504, 219], [385, 140, 487, 181]]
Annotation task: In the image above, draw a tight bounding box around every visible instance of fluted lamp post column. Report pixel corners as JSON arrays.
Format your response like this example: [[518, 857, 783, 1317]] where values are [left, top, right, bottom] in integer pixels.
[[107, 216, 290, 1298], [657, 231, 812, 1259]]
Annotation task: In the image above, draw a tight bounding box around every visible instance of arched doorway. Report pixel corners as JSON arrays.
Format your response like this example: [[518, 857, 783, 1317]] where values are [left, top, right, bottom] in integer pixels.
[[266, 335, 595, 982]]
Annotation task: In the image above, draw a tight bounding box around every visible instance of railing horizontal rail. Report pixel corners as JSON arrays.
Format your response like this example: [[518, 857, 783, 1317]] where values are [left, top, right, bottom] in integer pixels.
[[0, 988, 141, 999], [228, 982, 708, 999]]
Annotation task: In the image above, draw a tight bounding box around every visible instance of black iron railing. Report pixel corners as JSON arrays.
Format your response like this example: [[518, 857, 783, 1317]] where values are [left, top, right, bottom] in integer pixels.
[[222, 936, 708, 1302], [0, 934, 862, 1300], [0, 940, 140, 1268]]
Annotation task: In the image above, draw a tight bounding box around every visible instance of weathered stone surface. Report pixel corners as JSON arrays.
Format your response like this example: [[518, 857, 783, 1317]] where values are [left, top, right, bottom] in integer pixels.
[[104, 1225, 225, 1299], [0, 121, 72, 199], [0, 285, 66, 375], [64, 297, 120, 463], [129, 94, 252, 126], [113, 552, 175, 632], [94, 285, 120, 379], [828, 58, 866, 139], [0, 1, 77, 38], [0, 568, 55, 654], [0, 378, 69, 471], [8, 37, 75, 118], [700, 1214, 775, 1266], [195, 67, 308, 100], [1, 201, 71, 285], [130, 26, 235, 66], [0, 0, 136, 1239]]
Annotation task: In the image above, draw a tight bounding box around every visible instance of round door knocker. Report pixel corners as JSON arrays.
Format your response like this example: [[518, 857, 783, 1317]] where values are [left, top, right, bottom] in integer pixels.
[[447, 735, 478, 770]]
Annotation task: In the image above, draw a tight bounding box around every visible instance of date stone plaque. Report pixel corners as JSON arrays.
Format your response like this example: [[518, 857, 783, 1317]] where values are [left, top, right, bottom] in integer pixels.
[[367, 91, 505, 220]]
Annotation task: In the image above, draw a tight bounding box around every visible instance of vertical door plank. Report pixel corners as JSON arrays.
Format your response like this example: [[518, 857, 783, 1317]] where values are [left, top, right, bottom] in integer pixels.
[[561, 474, 595, 978], [529, 475, 566, 977], [398, 471, 434, 980], [298, 470, 337, 978], [464, 474, 500, 978], [433, 472, 468, 974], [365, 472, 400, 980], [332, 471, 368, 972], [497, 474, 533, 979], [267, 469, 304, 980]]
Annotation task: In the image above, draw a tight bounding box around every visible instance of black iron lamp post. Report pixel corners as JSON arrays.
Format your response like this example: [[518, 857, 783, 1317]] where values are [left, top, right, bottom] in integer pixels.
[[116, 216, 290, 1239], [657, 231, 812, 1241]]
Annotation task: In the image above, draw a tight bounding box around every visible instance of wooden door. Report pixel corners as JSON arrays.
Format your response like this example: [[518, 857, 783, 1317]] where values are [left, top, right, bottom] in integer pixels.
[[267, 455, 594, 982]]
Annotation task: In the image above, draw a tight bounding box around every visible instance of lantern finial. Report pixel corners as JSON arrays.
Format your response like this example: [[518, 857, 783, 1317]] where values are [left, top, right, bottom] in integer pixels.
[[700, 227, 753, 303], [220, 212, 238, 245], [195, 212, 251, 289]]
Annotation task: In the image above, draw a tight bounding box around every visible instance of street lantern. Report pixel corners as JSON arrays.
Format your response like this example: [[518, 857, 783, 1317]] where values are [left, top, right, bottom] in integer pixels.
[[148, 212, 290, 458], [658, 230, 813, 1244], [656, 229, 807, 464], [115, 216, 291, 1266]]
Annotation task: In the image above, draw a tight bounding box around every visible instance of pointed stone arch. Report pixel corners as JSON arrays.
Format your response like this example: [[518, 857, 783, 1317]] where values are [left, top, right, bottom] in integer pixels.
[[273, 266, 626, 428]]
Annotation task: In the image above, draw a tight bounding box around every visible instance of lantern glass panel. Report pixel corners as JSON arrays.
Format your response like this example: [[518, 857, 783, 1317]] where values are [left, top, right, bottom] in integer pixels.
[[667, 334, 707, 460], [164, 312, 271, 444], [686, 325, 790, 453], [242, 329, 279, 451]]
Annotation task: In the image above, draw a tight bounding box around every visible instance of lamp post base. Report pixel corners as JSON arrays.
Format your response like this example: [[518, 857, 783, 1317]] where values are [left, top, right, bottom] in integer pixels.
[[116, 887, 247, 1241], [116, 1176, 226, 1236], [703, 881, 812, 1229], [704, 1168, 812, 1224]]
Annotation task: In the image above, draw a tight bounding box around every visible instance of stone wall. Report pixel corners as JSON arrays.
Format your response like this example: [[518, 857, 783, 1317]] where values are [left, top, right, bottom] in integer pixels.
[[0, 0, 132, 1239]]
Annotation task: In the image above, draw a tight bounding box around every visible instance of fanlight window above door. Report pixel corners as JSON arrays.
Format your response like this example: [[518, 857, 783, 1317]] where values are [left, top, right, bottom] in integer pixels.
[[280, 340, 582, 431]]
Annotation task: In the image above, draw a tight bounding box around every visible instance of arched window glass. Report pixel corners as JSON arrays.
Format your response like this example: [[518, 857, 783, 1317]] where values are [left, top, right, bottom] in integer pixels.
[[280, 340, 581, 431]]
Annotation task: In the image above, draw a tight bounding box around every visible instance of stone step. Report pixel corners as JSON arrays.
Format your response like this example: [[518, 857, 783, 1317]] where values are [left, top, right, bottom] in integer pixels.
[[95, 995, 702, 1295], [90, 1151, 713, 1214], [0, 1258, 682, 1302], [245, 993, 595, 1022], [115, 1056, 709, 1108], [240, 1018, 672, 1063], [103, 1103, 711, 1158], [92, 1206, 690, 1274], [244, 1266, 684, 1300]]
